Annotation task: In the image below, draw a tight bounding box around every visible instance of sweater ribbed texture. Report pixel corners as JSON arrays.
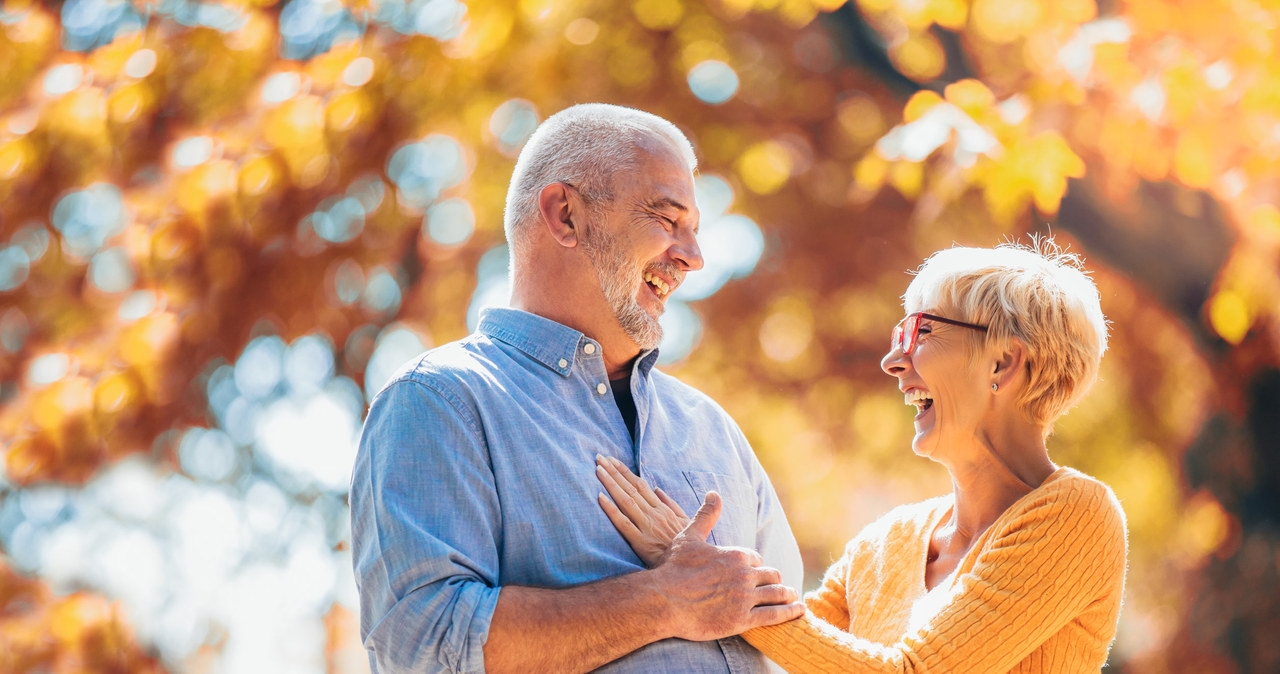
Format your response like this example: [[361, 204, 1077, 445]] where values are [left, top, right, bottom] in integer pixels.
[[744, 467, 1127, 673]]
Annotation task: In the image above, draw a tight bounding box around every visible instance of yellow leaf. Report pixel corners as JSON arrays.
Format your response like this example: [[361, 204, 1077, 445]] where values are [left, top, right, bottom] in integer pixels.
[[903, 89, 944, 123], [888, 159, 924, 199], [633, 0, 684, 30], [931, 0, 968, 30], [1174, 131, 1214, 189], [944, 79, 996, 116], [853, 153, 888, 191], [737, 141, 793, 194], [1208, 289, 1251, 344], [972, 0, 1043, 44], [891, 32, 946, 81]]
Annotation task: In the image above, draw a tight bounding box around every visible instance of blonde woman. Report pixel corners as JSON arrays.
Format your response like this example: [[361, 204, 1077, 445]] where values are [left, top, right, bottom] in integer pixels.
[[595, 241, 1128, 672]]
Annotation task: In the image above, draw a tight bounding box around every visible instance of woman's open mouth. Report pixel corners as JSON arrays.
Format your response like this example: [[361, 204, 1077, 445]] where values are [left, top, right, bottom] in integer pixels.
[[905, 388, 933, 419]]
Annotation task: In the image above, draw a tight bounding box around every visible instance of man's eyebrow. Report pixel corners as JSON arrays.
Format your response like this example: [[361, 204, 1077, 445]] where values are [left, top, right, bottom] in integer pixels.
[[645, 196, 689, 213]]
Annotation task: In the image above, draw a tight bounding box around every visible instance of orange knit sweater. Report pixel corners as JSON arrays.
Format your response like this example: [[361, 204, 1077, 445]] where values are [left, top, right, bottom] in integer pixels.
[[745, 467, 1127, 673]]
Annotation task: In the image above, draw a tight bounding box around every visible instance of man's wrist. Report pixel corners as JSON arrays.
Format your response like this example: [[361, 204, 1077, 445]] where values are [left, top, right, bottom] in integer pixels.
[[628, 567, 680, 642]]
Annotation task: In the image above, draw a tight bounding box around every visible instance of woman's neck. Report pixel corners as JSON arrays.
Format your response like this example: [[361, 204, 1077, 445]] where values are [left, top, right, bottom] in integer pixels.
[[943, 431, 1055, 544]]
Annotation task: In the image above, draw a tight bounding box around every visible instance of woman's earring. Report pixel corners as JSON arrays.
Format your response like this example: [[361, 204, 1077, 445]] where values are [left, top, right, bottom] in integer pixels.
[[991, 383, 999, 392]]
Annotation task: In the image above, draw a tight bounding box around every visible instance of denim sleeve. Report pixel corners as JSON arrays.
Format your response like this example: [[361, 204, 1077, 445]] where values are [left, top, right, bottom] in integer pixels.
[[350, 376, 502, 674]]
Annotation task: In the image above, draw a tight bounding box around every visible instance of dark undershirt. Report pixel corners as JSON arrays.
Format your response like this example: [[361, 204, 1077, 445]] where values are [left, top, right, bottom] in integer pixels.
[[610, 374, 637, 442]]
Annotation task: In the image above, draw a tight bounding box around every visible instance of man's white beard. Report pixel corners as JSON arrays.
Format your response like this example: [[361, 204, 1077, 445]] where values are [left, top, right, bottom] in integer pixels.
[[581, 226, 664, 351]]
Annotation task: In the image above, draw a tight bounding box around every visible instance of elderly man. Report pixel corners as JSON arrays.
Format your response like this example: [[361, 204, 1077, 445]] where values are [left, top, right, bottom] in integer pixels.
[[350, 103, 804, 673]]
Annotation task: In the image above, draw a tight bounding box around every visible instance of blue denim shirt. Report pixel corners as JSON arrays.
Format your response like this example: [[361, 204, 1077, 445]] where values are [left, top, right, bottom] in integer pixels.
[[350, 308, 803, 673]]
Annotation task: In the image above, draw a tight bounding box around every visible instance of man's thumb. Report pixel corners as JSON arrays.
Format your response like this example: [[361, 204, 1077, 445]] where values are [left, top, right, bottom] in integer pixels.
[[683, 491, 721, 542]]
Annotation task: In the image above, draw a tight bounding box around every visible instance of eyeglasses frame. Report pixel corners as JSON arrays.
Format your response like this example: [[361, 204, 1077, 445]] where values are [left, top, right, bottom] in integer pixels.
[[892, 312, 989, 355]]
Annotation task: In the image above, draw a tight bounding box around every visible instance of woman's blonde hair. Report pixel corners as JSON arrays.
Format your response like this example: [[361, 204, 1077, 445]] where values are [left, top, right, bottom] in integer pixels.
[[904, 238, 1108, 429]]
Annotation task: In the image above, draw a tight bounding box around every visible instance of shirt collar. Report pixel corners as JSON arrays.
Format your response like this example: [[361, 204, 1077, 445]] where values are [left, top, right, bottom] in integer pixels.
[[477, 307, 661, 378]]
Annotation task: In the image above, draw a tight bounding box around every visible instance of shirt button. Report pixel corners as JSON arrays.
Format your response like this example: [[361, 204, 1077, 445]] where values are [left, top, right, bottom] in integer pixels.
[[584, 343, 596, 355], [558, 358, 568, 369], [596, 383, 607, 395]]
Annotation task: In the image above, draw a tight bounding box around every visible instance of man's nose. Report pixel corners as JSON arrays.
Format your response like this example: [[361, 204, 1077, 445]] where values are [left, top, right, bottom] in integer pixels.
[[671, 230, 703, 271]]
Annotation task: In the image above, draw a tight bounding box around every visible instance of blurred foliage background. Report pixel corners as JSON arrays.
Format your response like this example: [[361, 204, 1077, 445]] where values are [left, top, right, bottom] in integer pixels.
[[1, 0, 1278, 671]]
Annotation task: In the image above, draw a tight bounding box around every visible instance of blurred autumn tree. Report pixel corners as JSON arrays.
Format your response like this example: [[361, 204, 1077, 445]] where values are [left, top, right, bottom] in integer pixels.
[[1, 0, 1278, 671]]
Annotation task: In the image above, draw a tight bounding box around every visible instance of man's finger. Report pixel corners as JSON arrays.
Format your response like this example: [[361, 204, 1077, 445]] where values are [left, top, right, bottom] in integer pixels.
[[752, 584, 800, 606], [748, 602, 806, 627], [755, 566, 782, 587], [682, 491, 721, 542]]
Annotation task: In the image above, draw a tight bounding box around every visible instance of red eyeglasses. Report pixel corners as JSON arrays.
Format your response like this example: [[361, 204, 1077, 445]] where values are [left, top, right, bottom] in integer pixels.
[[891, 312, 988, 355]]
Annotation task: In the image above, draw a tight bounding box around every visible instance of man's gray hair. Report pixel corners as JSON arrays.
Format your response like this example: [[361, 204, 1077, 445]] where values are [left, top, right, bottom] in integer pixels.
[[503, 103, 697, 258]]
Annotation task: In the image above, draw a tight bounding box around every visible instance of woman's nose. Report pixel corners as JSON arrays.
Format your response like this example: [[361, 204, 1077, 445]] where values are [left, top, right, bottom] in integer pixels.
[[881, 346, 910, 377]]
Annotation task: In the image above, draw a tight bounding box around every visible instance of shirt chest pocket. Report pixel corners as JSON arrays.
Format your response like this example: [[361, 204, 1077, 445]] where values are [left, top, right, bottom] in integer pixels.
[[681, 470, 756, 549]]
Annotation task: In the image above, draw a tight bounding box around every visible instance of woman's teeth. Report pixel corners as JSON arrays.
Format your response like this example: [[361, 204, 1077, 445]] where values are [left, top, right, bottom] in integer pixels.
[[643, 272, 670, 297], [905, 389, 933, 411]]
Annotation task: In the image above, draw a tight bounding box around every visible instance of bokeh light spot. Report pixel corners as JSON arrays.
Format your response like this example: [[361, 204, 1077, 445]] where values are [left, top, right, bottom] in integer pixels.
[[44, 64, 85, 96], [364, 326, 427, 401], [261, 71, 304, 105], [1208, 290, 1251, 344], [284, 335, 335, 397], [172, 137, 215, 169], [425, 198, 476, 246], [687, 60, 739, 105], [11, 222, 51, 263], [28, 353, 74, 387], [489, 99, 539, 155], [331, 259, 364, 305], [413, 0, 469, 39], [311, 197, 366, 243], [118, 290, 158, 322], [657, 300, 702, 365], [468, 245, 511, 329], [564, 17, 599, 45], [341, 56, 374, 87], [387, 135, 467, 209], [124, 49, 157, 78], [178, 428, 239, 482], [0, 246, 31, 292], [88, 247, 136, 293], [632, 0, 684, 30], [279, 0, 358, 59], [736, 141, 793, 194], [362, 267, 402, 317], [51, 183, 128, 259], [234, 336, 287, 400]]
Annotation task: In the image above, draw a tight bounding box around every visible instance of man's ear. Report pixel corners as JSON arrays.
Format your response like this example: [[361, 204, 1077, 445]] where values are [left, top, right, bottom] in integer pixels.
[[537, 182, 580, 248], [992, 336, 1027, 391]]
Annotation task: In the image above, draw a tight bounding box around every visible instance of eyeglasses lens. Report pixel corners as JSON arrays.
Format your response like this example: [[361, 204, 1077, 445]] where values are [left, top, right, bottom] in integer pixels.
[[902, 314, 919, 354]]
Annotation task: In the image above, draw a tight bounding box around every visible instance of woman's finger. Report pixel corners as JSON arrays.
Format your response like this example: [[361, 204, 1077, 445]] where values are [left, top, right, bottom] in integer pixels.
[[596, 464, 651, 527], [597, 492, 644, 545], [608, 456, 664, 509], [596, 456, 644, 506], [654, 487, 688, 519]]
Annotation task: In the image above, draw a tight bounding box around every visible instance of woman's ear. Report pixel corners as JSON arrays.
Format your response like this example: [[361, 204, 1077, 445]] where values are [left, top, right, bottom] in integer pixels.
[[537, 182, 580, 248], [991, 337, 1027, 392]]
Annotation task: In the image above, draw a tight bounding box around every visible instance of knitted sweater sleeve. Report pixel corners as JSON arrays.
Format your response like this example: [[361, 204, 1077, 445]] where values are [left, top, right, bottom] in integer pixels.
[[742, 480, 1127, 673]]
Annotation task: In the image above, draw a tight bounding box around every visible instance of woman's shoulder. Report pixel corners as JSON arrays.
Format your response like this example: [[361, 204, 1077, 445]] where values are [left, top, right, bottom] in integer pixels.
[[1041, 467, 1125, 515], [1009, 466, 1128, 543]]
